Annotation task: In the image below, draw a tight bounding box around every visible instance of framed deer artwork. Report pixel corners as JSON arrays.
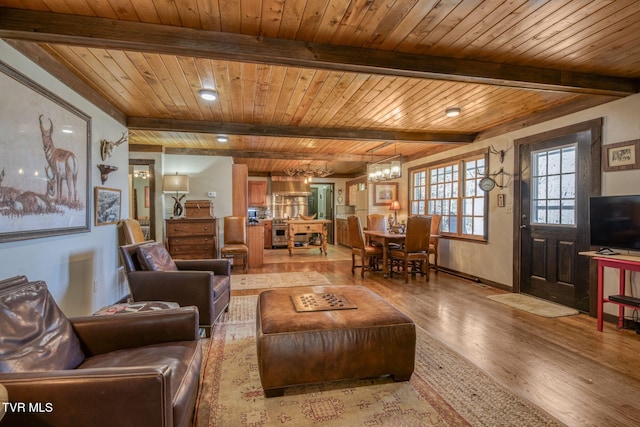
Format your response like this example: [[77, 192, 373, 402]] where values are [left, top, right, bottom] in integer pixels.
[[0, 61, 91, 242]]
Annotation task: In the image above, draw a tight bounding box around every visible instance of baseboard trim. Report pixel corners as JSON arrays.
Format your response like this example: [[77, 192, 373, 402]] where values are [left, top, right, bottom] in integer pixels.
[[437, 266, 512, 292]]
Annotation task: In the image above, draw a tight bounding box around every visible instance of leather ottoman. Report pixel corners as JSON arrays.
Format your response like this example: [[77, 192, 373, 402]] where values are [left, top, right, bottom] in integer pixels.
[[256, 285, 416, 397]]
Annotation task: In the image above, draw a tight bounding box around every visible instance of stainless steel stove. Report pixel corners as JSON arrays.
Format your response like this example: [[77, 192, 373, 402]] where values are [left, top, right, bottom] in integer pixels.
[[272, 218, 289, 248]]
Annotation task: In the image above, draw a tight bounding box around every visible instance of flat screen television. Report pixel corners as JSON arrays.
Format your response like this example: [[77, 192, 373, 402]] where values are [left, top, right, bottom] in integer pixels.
[[590, 195, 640, 251]]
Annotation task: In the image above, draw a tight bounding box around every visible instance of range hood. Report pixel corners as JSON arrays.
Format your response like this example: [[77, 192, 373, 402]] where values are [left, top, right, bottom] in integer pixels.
[[271, 181, 312, 195]]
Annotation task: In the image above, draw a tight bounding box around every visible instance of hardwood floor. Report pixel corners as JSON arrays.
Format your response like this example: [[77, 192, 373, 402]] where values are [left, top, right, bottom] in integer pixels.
[[232, 244, 640, 427]]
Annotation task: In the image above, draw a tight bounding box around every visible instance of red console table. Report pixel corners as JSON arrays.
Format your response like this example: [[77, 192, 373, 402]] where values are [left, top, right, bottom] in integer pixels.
[[581, 251, 640, 331]]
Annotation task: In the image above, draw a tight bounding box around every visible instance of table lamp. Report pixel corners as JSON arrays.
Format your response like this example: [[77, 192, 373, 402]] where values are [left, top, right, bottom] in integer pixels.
[[389, 200, 401, 226], [162, 173, 189, 217]]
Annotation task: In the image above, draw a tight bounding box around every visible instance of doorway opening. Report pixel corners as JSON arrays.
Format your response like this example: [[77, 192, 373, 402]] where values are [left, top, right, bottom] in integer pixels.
[[309, 183, 335, 244], [513, 119, 602, 314], [129, 159, 156, 241]]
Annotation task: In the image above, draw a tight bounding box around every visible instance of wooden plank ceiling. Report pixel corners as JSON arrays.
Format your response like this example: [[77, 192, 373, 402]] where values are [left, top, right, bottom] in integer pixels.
[[1, 1, 638, 177]]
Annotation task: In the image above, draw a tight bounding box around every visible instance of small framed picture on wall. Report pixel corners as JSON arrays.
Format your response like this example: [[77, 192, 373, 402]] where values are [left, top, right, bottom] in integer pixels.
[[95, 187, 121, 226], [603, 140, 640, 172], [373, 183, 398, 206]]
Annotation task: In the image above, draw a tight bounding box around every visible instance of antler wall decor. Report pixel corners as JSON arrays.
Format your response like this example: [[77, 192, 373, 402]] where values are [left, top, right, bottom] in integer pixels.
[[100, 131, 128, 161], [283, 164, 332, 182]]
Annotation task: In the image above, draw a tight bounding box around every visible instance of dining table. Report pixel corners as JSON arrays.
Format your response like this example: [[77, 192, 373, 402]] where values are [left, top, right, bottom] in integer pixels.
[[363, 230, 405, 277]]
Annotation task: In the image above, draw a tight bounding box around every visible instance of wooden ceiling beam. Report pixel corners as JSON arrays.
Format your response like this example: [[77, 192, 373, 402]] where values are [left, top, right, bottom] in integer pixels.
[[127, 117, 476, 143], [131, 144, 384, 164], [133, 144, 389, 163], [0, 8, 636, 97]]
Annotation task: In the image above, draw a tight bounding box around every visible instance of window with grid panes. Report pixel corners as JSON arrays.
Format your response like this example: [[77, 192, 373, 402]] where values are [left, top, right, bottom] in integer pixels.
[[428, 164, 459, 234], [410, 153, 488, 240], [463, 157, 486, 237], [531, 144, 576, 225]]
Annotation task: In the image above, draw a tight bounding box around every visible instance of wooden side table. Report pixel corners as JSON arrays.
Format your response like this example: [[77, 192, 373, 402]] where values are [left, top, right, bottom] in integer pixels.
[[580, 251, 640, 331]]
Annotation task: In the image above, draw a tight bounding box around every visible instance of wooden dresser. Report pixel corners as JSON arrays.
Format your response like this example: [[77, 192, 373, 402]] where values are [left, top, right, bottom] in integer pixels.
[[166, 218, 219, 259]]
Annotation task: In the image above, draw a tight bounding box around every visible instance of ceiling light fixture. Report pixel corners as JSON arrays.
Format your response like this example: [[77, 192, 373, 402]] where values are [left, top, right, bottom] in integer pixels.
[[445, 107, 461, 117], [133, 170, 150, 180], [216, 135, 228, 143], [199, 89, 218, 101], [284, 164, 332, 183], [367, 154, 402, 183]]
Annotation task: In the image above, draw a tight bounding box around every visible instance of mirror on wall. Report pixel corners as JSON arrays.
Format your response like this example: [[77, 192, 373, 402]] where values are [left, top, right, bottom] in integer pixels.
[[129, 159, 155, 241]]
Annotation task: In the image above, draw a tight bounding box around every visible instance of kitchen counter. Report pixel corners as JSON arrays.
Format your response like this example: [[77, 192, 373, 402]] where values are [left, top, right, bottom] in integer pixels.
[[287, 220, 331, 256]]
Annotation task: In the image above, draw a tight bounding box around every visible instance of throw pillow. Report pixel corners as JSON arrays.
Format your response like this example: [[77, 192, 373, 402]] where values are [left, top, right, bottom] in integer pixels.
[[0, 280, 85, 372], [136, 242, 178, 271]]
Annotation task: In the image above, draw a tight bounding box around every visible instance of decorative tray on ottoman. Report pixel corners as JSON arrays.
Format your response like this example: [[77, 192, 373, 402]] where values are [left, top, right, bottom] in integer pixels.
[[291, 292, 357, 312]]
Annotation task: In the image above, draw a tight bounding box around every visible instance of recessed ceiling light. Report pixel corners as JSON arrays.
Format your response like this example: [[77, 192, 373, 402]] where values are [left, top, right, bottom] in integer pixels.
[[199, 89, 218, 101], [61, 126, 73, 134], [216, 136, 228, 143], [445, 107, 461, 117]]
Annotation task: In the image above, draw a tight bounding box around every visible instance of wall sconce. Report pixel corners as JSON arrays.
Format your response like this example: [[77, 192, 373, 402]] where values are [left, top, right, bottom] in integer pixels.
[[368, 155, 402, 182], [162, 173, 189, 217], [97, 164, 118, 184]]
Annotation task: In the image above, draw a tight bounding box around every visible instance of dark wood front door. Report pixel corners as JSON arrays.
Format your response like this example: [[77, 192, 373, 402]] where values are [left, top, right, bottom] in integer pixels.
[[514, 120, 601, 312]]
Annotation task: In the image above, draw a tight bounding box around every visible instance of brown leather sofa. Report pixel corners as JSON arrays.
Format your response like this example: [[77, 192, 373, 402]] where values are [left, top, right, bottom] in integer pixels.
[[0, 275, 202, 427], [119, 241, 231, 336]]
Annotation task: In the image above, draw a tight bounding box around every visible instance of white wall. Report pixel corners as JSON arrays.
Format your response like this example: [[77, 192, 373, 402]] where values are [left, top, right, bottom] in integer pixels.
[[403, 93, 640, 313], [0, 41, 129, 316]]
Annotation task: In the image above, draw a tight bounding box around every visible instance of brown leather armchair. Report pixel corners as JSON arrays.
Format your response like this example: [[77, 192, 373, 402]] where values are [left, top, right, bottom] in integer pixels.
[[0, 275, 202, 427], [119, 241, 231, 336]]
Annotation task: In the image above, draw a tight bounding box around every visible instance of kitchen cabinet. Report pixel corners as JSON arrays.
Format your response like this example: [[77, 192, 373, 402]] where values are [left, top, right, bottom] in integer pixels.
[[263, 220, 272, 249], [336, 218, 350, 247], [248, 181, 268, 207], [166, 218, 218, 259], [247, 224, 264, 268], [232, 164, 248, 216]]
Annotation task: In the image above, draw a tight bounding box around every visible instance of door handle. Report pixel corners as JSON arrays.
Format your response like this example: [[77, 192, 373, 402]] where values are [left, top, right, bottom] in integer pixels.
[[520, 224, 528, 229]]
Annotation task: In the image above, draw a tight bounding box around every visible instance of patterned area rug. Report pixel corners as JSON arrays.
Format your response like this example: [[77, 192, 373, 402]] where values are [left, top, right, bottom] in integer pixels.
[[230, 271, 330, 291], [193, 296, 563, 426], [487, 293, 579, 318]]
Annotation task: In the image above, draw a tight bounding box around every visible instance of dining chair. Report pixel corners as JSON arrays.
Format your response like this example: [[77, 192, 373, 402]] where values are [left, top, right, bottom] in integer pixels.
[[428, 214, 442, 273], [366, 214, 387, 247], [367, 213, 401, 273], [220, 216, 248, 273], [348, 215, 383, 277], [390, 215, 432, 283]]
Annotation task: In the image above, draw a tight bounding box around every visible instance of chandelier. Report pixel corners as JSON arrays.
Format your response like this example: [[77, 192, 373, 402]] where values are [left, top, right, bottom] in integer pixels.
[[367, 155, 402, 182], [133, 170, 150, 179], [283, 164, 332, 183]]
